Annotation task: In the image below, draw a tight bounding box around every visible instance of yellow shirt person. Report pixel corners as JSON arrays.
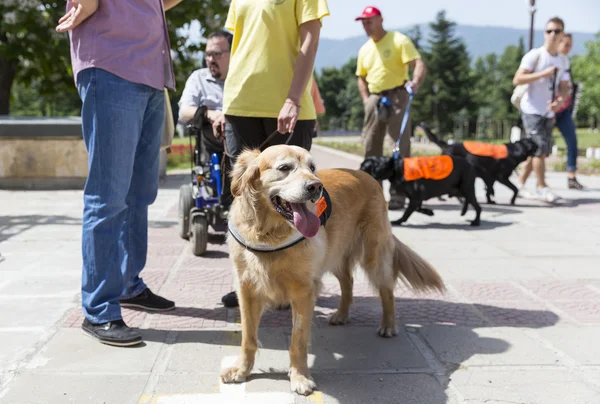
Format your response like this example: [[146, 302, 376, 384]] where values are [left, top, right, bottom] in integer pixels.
[[217, 0, 330, 310], [354, 6, 427, 211], [224, 0, 330, 121], [356, 31, 421, 94]]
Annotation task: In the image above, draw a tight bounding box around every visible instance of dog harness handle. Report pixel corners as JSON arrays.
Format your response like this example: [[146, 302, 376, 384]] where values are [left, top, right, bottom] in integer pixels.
[[393, 86, 414, 160]]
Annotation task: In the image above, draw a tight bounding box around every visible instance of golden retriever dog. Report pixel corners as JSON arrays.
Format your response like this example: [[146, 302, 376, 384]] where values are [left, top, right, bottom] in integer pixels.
[[220, 145, 445, 395]]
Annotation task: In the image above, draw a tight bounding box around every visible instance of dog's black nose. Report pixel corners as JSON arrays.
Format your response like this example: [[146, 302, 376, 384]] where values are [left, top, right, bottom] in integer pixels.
[[306, 180, 323, 195]]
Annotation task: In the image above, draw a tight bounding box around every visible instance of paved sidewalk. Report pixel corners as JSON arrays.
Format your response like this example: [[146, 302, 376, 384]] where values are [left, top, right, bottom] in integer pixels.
[[1, 145, 600, 404]]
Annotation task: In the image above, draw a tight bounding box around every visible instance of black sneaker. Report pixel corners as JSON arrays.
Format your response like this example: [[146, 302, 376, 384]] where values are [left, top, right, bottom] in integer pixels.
[[81, 319, 142, 347], [568, 178, 584, 190], [119, 288, 175, 311], [221, 291, 239, 308]]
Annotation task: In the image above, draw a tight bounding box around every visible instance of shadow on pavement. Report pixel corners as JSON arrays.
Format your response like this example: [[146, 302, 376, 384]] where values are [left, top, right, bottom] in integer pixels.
[[139, 297, 560, 404], [0, 214, 81, 243]]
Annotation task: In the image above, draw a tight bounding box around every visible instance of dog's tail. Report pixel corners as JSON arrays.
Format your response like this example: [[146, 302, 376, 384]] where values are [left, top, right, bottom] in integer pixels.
[[421, 122, 448, 149], [393, 236, 445, 293]]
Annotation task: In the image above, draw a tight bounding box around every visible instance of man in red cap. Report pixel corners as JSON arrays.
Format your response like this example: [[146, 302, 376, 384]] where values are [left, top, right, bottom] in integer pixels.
[[355, 6, 427, 210]]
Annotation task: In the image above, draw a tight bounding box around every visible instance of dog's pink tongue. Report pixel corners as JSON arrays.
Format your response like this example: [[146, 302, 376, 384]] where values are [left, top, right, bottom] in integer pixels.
[[290, 203, 320, 238]]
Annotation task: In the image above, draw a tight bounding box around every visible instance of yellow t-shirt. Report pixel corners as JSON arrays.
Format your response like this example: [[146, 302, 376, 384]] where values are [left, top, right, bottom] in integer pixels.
[[356, 31, 421, 94], [223, 0, 330, 120]]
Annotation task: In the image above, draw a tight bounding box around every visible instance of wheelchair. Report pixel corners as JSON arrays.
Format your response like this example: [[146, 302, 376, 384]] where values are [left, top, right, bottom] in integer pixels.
[[178, 106, 228, 256]]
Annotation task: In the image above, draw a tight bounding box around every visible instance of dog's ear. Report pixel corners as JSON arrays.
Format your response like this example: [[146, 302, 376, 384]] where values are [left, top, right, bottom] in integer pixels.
[[230, 149, 261, 197]]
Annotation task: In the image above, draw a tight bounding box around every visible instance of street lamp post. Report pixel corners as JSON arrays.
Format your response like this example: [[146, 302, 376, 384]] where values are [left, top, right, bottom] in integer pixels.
[[528, 0, 536, 51]]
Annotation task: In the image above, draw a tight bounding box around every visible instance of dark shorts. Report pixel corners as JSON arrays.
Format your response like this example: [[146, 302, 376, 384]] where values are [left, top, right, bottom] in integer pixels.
[[224, 115, 314, 160], [521, 113, 554, 157]]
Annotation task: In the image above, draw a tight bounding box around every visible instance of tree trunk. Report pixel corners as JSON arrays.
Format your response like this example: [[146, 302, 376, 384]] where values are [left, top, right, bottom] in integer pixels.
[[0, 56, 17, 116]]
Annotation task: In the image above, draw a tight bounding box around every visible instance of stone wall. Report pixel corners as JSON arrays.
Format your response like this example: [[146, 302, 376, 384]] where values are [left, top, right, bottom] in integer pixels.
[[0, 117, 87, 189], [0, 137, 89, 189], [0, 116, 169, 190]]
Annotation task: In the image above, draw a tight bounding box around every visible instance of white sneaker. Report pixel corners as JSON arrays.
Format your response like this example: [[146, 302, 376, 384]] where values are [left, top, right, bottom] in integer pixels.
[[518, 184, 533, 199], [536, 187, 558, 203]]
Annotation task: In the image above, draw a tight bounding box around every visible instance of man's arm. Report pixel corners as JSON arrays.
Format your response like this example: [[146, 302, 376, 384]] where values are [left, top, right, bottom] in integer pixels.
[[163, 0, 182, 11], [357, 76, 370, 104], [513, 67, 556, 86], [55, 0, 98, 32], [407, 58, 426, 91], [180, 106, 222, 125]]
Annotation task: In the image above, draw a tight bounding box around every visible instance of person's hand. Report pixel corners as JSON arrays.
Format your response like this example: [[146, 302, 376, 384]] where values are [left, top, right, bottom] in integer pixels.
[[56, 0, 99, 32], [548, 96, 565, 113], [540, 66, 557, 79], [212, 113, 226, 141], [405, 80, 418, 95], [278, 99, 300, 134]]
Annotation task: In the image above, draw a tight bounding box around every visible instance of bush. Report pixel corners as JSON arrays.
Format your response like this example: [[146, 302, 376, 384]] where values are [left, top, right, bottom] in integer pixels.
[[167, 144, 193, 169]]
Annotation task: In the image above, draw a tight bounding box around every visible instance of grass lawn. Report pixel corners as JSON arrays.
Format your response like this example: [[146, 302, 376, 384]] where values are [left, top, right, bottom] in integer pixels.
[[313, 138, 439, 158], [169, 129, 600, 174], [552, 128, 599, 150]]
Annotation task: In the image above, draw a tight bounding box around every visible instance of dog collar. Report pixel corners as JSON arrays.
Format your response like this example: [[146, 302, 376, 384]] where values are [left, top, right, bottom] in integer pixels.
[[228, 188, 333, 253]]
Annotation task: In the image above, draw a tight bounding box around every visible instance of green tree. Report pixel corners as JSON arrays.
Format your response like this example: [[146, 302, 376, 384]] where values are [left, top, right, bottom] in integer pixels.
[[316, 57, 363, 131], [570, 33, 600, 127], [420, 11, 475, 134], [0, 0, 229, 116], [406, 24, 428, 135]]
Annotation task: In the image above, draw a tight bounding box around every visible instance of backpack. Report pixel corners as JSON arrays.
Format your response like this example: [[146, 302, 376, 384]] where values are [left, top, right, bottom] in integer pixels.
[[511, 48, 542, 110]]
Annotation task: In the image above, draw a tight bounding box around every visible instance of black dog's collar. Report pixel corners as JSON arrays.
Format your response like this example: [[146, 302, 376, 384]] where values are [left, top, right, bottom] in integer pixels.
[[228, 188, 333, 253]]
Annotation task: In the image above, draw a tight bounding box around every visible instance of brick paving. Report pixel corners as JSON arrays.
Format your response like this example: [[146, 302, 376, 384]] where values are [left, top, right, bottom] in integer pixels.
[[1, 144, 600, 403]]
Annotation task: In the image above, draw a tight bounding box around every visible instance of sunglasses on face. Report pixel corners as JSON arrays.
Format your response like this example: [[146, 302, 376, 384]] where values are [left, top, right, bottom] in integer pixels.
[[545, 29, 563, 35]]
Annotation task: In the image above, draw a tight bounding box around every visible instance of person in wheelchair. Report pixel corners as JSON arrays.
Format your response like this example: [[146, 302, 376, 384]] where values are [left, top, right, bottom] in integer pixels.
[[178, 30, 232, 164]]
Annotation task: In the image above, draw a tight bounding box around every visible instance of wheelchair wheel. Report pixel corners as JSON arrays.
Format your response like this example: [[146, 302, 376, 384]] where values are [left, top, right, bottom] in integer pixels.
[[190, 215, 208, 256], [178, 184, 194, 239]]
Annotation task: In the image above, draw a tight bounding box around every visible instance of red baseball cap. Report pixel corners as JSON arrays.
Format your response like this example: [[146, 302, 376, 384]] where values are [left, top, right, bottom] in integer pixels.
[[355, 6, 382, 21]]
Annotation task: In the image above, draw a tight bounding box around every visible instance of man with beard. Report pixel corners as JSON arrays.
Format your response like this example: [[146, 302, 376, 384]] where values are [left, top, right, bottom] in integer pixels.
[[178, 30, 232, 163]]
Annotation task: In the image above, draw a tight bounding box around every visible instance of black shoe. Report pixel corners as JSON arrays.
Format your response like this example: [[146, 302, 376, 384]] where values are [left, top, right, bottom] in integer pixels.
[[119, 288, 175, 312], [568, 178, 584, 190], [81, 319, 142, 347], [221, 291, 239, 308]]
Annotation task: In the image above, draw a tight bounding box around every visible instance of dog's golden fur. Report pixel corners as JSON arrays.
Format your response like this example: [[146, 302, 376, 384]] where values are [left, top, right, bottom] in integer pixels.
[[220, 145, 445, 395]]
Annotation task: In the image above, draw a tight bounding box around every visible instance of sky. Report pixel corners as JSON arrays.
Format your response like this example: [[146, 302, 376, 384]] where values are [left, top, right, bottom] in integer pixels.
[[321, 0, 599, 39]]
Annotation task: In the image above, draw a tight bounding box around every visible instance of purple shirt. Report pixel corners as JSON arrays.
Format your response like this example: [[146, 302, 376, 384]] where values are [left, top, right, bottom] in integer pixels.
[[68, 0, 175, 91]]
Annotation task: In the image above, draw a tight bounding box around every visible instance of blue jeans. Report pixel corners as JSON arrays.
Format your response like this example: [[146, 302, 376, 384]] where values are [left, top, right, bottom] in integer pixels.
[[555, 109, 578, 172], [77, 68, 165, 323]]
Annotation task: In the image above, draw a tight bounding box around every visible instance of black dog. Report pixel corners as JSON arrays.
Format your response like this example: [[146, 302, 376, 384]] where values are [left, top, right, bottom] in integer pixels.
[[421, 122, 538, 205], [360, 155, 481, 226]]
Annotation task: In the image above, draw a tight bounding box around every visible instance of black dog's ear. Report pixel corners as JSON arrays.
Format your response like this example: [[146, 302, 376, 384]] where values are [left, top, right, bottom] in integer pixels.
[[359, 158, 378, 176], [360, 156, 395, 181]]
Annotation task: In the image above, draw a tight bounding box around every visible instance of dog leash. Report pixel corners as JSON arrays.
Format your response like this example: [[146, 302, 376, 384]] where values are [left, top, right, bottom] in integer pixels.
[[259, 129, 294, 152], [392, 86, 415, 160]]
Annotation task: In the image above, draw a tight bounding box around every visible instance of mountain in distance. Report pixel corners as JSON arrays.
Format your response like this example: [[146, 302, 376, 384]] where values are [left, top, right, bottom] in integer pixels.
[[315, 24, 597, 72]]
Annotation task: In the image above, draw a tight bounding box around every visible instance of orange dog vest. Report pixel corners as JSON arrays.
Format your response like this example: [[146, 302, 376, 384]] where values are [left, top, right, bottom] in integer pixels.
[[403, 156, 454, 182], [463, 141, 508, 159]]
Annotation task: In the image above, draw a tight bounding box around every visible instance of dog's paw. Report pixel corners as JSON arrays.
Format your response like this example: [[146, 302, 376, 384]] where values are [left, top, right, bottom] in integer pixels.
[[418, 208, 434, 216], [329, 311, 349, 325], [290, 373, 317, 396], [487, 200, 496, 205], [220, 366, 249, 384], [377, 324, 398, 338], [470, 220, 481, 227]]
